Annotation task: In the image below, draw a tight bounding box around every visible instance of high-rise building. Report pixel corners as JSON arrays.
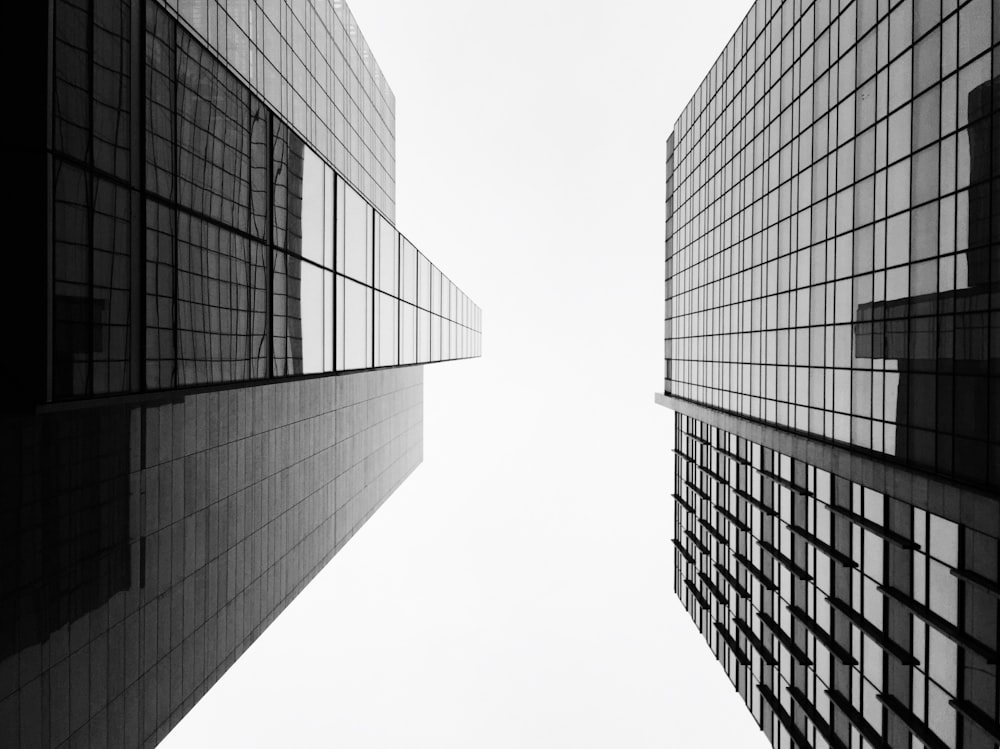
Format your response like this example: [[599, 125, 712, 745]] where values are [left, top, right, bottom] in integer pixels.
[[658, 1, 997, 747], [1, 1, 481, 746]]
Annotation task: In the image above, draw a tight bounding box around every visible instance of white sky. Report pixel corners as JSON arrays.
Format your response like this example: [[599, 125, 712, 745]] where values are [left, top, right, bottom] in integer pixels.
[[160, 0, 773, 746]]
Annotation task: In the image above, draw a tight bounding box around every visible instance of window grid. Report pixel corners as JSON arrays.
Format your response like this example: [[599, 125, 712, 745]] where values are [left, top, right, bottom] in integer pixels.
[[49, 0, 481, 402], [664, 0, 999, 492], [672, 412, 998, 749]]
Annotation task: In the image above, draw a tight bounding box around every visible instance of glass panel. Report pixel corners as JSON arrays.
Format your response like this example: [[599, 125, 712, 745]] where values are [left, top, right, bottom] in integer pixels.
[[53, 162, 94, 397], [400, 302, 416, 365], [928, 558, 958, 625], [299, 260, 324, 374], [417, 252, 431, 310], [339, 178, 372, 284], [929, 515, 958, 566], [92, 0, 131, 181], [431, 265, 441, 314], [375, 291, 398, 367], [418, 308, 430, 363], [324, 270, 333, 372], [376, 215, 398, 294], [323, 165, 334, 269], [337, 276, 372, 371], [175, 213, 267, 385], [430, 313, 441, 361], [176, 29, 250, 231], [300, 146, 325, 266], [91, 177, 132, 395], [401, 238, 417, 304], [145, 200, 176, 390], [249, 97, 269, 240], [145, 2, 175, 198]]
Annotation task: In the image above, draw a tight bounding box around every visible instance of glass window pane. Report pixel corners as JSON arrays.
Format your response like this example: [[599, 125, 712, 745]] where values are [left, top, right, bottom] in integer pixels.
[[337, 276, 372, 370], [375, 291, 398, 367], [418, 308, 430, 363], [376, 216, 398, 294], [323, 165, 334, 269], [339, 178, 372, 284], [324, 270, 333, 371], [299, 260, 324, 374], [417, 252, 431, 310], [300, 146, 325, 266], [401, 238, 417, 304], [430, 313, 441, 361], [928, 558, 958, 624], [431, 265, 441, 314], [400, 302, 416, 365]]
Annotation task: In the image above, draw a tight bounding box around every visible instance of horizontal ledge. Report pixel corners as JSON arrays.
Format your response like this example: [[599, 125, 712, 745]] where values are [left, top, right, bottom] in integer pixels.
[[786, 604, 857, 666], [879, 585, 998, 664], [714, 622, 751, 666], [826, 596, 919, 666], [671, 538, 696, 566], [827, 504, 920, 551], [826, 689, 884, 749], [787, 525, 857, 568], [758, 540, 813, 581], [878, 693, 951, 749], [950, 568, 1000, 599], [949, 698, 1000, 744]]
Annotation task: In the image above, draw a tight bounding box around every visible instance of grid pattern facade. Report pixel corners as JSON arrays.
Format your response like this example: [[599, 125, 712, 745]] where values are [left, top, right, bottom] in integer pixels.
[[663, 0, 999, 491], [50, 0, 480, 403], [672, 412, 999, 749], [0, 367, 423, 748], [9, 0, 480, 746], [167, 0, 397, 220]]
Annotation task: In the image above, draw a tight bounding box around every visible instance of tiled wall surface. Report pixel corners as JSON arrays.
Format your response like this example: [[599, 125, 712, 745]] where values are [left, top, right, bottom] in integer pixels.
[[0, 367, 423, 748]]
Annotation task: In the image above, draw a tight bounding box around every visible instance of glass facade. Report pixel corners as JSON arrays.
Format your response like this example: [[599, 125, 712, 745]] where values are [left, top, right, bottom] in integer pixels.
[[50, 0, 481, 402], [661, 1, 999, 748], [165, 0, 396, 220], [672, 413, 998, 749], [1, 0, 481, 746], [50, 0, 480, 400], [663, 0, 999, 491]]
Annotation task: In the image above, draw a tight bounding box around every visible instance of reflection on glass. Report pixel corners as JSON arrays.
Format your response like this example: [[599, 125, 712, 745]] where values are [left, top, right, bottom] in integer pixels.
[[854, 75, 998, 488], [50, 0, 480, 401]]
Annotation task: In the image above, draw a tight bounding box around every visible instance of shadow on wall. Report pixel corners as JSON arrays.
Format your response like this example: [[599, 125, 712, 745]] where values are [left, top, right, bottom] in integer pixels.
[[0, 406, 135, 661]]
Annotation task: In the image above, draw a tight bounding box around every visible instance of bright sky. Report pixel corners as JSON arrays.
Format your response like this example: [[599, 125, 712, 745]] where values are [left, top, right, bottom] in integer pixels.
[[160, 0, 773, 746]]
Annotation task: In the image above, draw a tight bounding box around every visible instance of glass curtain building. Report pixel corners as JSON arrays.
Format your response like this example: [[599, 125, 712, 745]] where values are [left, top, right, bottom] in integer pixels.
[[1, 1, 480, 747], [658, 0, 997, 748]]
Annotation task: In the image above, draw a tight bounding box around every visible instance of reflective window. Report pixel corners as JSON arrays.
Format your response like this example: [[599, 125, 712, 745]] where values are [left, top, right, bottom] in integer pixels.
[[664, 0, 999, 491], [339, 178, 372, 285], [338, 277, 372, 371], [376, 292, 398, 368], [49, 0, 480, 401], [377, 216, 398, 294]]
